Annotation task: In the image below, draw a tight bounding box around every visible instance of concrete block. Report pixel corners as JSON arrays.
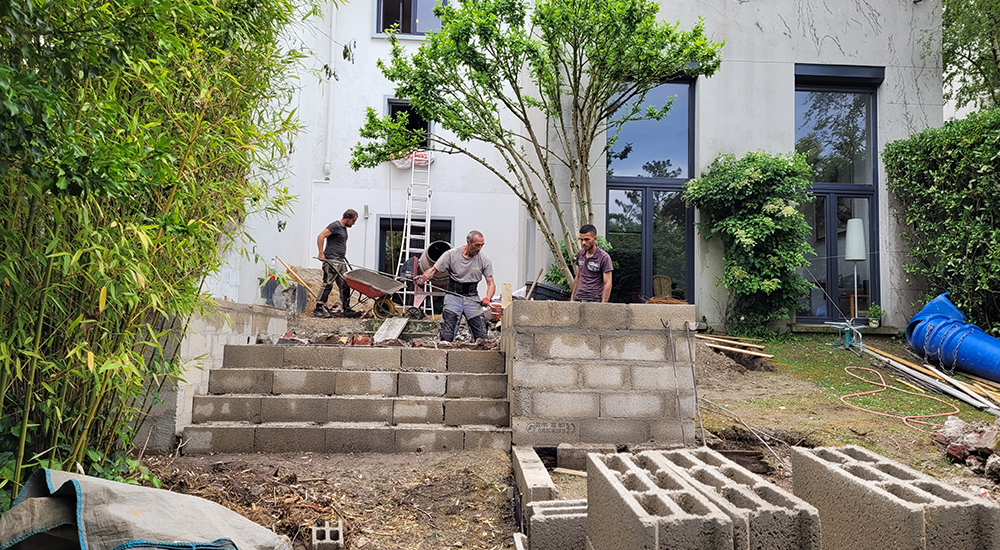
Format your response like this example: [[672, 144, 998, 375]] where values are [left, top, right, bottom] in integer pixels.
[[397, 372, 446, 396], [446, 373, 507, 398], [512, 360, 579, 388], [335, 371, 397, 396], [255, 425, 326, 453], [649, 419, 696, 447], [512, 446, 557, 507], [191, 396, 261, 423], [527, 499, 588, 550], [581, 364, 626, 389], [393, 398, 444, 424], [283, 346, 342, 369], [311, 519, 344, 550], [580, 302, 631, 330], [272, 370, 337, 395], [464, 428, 512, 452], [535, 333, 600, 359], [444, 399, 510, 427], [792, 445, 1000, 550], [513, 390, 532, 416], [632, 365, 693, 391], [326, 425, 395, 453], [448, 350, 506, 373], [327, 397, 393, 423], [534, 392, 599, 418], [181, 426, 255, 454], [514, 332, 535, 359], [627, 303, 696, 331], [342, 347, 401, 370], [558, 443, 617, 471], [401, 348, 447, 372], [600, 335, 666, 362], [208, 369, 273, 394], [601, 393, 664, 418], [641, 448, 820, 550], [395, 426, 464, 452], [513, 532, 528, 550], [509, 300, 580, 327], [512, 418, 580, 446], [223, 344, 283, 368], [579, 419, 649, 445], [261, 396, 328, 423]]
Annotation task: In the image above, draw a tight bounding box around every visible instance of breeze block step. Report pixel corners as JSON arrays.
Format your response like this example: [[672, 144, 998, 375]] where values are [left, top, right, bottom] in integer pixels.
[[792, 445, 1000, 550], [222, 344, 505, 373], [526, 499, 588, 550]]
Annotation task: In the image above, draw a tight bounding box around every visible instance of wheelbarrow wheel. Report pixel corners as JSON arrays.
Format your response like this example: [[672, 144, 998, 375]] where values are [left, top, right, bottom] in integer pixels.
[[405, 307, 426, 320], [374, 297, 396, 319]]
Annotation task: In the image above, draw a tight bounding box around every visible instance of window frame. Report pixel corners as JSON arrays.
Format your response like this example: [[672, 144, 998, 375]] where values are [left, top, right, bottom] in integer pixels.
[[374, 0, 446, 37], [386, 97, 431, 148]]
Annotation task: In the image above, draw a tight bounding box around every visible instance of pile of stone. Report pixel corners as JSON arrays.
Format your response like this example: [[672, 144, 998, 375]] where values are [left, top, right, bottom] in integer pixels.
[[933, 415, 1000, 477]]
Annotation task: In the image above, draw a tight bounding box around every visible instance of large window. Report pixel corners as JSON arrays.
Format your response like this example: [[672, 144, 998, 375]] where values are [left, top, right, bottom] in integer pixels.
[[378, 217, 452, 276], [794, 65, 882, 323], [377, 0, 444, 35], [388, 99, 430, 148], [606, 82, 694, 303]]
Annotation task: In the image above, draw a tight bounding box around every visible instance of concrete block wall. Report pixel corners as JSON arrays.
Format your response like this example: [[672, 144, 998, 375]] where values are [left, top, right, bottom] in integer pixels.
[[502, 301, 697, 447], [512, 446, 558, 511], [637, 448, 820, 550], [792, 445, 1000, 550], [526, 499, 588, 550], [586, 452, 733, 550]]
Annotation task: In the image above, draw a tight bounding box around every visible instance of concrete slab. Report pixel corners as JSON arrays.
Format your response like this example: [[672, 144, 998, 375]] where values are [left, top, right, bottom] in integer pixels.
[[373, 318, 408, 343], [511, 446, 557, 509]]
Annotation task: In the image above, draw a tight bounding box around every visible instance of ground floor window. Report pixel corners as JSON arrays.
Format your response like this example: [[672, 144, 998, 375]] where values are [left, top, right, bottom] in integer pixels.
[[378, 217, 453, 277]]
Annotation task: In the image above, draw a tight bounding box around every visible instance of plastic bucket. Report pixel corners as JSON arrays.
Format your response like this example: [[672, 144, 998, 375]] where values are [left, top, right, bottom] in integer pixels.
[[419, 241, 452, 285]]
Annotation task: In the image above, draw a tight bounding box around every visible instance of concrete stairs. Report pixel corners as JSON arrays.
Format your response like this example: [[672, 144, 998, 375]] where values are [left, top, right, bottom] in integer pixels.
[[181, 345, 511, 454]]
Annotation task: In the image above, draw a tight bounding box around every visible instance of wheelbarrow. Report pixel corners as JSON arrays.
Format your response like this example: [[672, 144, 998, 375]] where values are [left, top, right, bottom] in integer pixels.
[[345, 268, 406, 319]]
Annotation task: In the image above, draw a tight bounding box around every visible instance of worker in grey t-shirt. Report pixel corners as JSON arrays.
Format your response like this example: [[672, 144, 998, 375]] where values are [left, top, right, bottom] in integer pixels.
[[415, 230, 495, 342], [315, 209, 359, 318]]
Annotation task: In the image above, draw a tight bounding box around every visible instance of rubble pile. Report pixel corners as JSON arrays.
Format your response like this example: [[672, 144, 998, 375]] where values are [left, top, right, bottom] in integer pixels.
[[932, 416, 1000, 478]]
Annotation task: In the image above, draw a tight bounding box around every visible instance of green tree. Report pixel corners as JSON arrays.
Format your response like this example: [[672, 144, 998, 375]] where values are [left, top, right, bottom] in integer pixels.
[[930, 0, 1000, 109], [0, 0, 313, 506], [350, 0, 722, 282]]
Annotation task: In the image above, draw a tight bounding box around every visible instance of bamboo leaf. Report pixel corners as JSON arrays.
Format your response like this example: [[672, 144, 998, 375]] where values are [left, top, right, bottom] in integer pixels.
[[99, 286, 106, 313]]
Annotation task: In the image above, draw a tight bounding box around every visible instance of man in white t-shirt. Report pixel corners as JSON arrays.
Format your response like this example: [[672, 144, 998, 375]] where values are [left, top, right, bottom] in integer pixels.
[[416, 230, 495, 342]]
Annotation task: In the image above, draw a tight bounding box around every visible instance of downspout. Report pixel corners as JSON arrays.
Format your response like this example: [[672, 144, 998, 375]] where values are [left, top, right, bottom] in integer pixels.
[[323, 3, 338, 177]]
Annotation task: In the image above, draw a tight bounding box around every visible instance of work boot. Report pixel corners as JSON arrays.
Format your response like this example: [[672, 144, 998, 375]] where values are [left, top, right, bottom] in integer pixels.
[[313, 305, 332, 318], [342, 309, 361, 318]]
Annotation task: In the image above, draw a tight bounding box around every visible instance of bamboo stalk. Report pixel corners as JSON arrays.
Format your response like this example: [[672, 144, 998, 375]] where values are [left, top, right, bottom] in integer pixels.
[[695, 334, 767, 349], [705, 343, 774, 358]]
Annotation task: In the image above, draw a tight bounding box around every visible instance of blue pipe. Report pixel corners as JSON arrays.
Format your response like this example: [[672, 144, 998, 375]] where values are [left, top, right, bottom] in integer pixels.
[[905, 293, 1000, 383]]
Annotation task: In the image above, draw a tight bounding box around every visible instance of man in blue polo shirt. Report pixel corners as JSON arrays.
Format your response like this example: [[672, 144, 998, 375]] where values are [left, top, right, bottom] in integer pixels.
[[570, 224, 613, 302]]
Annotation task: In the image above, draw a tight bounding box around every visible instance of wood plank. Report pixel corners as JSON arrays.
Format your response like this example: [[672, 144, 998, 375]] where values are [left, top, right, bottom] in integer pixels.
[[705, 343, 774, 358], [709, 334, 763, 342], [552, 467, 587, 478], [373, 317, 408, 343], [695, 334, 766, 349], [276, 256, 318, 301]]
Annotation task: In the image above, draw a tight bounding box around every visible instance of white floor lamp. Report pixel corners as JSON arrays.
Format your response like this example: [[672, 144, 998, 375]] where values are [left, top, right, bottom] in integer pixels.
[[844, 218, 866, 323]]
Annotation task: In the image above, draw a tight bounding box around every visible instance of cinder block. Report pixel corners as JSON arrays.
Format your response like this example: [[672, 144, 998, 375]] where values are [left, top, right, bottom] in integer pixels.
[[558, 443, 617, 471], [223, 344, 283, 368], [192, 396, 261, 423], [649, 419, 696, 447], [601, 393, 664, 418], [512, 360, 579, 388], [627, 304, 696, 331], [509, 300, 580, 327], [512, 417, 580, 446], [587, 453, 733, 550], [527, 499, 588, 550], [326, 425, 395, 453], [512, 446, 557, 507], [631, 365, 693, 391], [397, 372, 446, 396], [261, 396, 328, 422], [514, 332, 534, 359], [255, 425, 326, 452], [581, 364, 626, 388], [580, 302, 631, 330], [600, 335, 666, 362], [535, 333, 600, 359], [640, 448, 820, 550], [534, 392, 599, 418], [444, 399, 509, 426], [395, 426, 464, 452], [464, 428, 512, 451], [208, 369, 273, 394], [513, 390, 532, 416], [401, 348, 447, 372], [327, 397, 393, 423], [335, 371, 397, 396], [792, 445, 1000, 550], [272, 370, 337, 395], [342, 347, 401, 370], [579, 419, 648, 444], [283, 346, 342, 369], [447, 350, 506, 373], [181, 426, 255, 454], [392, 398, 444, 424], [311, 519, 344, 550], [512, 532, 528, 550], [446, 373, 507, 398]]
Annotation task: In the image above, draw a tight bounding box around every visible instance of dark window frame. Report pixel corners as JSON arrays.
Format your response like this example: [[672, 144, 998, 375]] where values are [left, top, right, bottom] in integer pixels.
[[376, 0, 446, 36], [377, 216, 453, 276], [387, 98, 431, 148]]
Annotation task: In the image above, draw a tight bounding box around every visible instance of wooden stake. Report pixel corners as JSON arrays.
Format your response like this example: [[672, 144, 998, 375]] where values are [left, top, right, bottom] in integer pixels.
[[705, 343, 774, 358], [710, 334, 763, 342], [276, 256, 318, 301], [526, 268, 544, 300], [695, 334, 766, 349]]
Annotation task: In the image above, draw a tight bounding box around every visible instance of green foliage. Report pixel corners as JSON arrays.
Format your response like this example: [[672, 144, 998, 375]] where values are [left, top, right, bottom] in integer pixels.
[[883, 108, 1000, 334], [544, 235, 614, 288], [867, 303, 883, 320], [683, 151, 814, 336], [928, 0, 1000, 109], [0, 0, 311, 508], [350, 0, 722, 283]]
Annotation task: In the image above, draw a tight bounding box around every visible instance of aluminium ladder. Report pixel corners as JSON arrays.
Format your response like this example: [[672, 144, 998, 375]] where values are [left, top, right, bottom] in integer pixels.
[[395, 150, 434, 316]]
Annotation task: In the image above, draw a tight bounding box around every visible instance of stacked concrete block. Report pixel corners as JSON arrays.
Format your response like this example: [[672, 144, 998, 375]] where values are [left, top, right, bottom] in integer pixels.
[[512, 446, 558, 511], [792, 445, 1000, 550], [503, 301, 697, 447], [637, 448, 820, 550], [526, 499, 588, 550], [587, 453, 732, 550]]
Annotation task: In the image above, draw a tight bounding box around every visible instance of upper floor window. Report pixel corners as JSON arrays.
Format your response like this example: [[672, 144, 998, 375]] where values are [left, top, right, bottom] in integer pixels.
[[378, 0, 444, 35], [388, 99, 430, 148], [607, 82, 692, 181]]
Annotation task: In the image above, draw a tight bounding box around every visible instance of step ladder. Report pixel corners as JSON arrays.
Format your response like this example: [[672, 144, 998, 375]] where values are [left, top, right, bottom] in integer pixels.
[[395, 150, 434, 316]]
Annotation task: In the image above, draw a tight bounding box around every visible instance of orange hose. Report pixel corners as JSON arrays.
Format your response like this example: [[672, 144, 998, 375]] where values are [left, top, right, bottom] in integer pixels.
[[839, 366, 960, 431]]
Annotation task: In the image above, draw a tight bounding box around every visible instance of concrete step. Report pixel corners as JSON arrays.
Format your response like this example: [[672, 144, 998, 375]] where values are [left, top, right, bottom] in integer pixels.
[[222, 344, 505, 373], [192, 395, 510, 427], [180, 422, 511, 455], [208, 369, 508, 399]]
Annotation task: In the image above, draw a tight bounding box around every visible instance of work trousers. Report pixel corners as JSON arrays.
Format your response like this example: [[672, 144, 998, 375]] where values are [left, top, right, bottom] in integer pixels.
[[440, 293, 488, 342], [319, 258, 352, 310]]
